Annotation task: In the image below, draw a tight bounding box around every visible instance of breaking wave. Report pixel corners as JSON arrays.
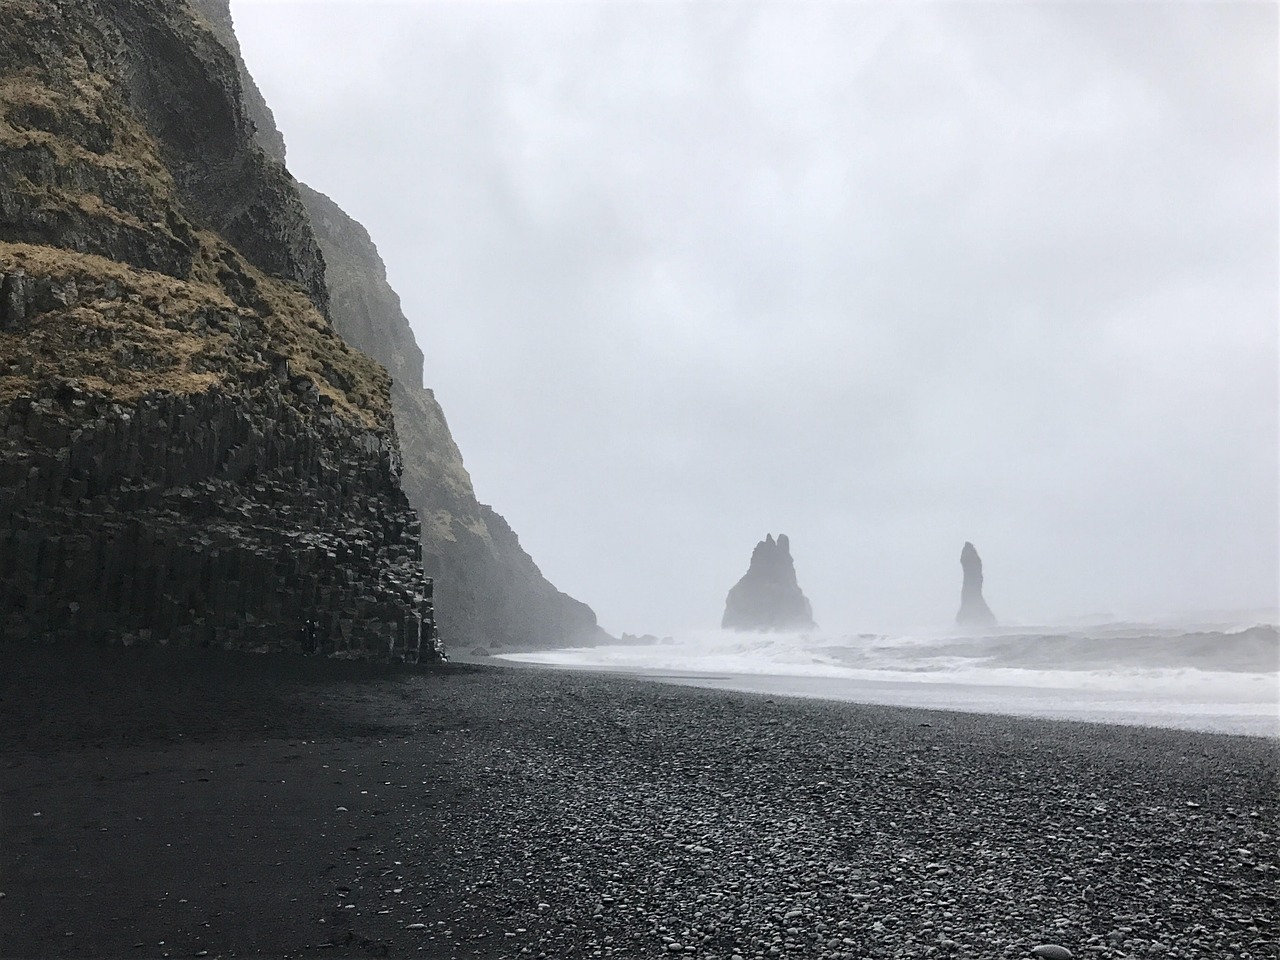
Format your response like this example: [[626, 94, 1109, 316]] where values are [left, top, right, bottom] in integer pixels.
[[498, 620, 1279, 735]]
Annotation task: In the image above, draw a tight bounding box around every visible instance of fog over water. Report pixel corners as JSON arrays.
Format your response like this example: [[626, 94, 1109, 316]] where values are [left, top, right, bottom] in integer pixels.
[[232, 1, 1277, 638]]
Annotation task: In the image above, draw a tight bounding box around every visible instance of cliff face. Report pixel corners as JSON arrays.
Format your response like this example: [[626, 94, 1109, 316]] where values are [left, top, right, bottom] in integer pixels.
[[722, 534, 816, 632], [188, 0, 287, 166], [298, 184, 604, 649], [186, 0, 604, 649], [0, 0, 432, 657]]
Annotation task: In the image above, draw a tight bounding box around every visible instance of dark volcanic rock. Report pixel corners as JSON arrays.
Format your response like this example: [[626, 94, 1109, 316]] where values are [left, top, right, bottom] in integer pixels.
[[0, 0, 433, 659], [0, 383, 431, 658], [0, 0, 326, 314], [956, 541, 997, 627], [722, 534, 816, 631], [188, 0, 288, 165]]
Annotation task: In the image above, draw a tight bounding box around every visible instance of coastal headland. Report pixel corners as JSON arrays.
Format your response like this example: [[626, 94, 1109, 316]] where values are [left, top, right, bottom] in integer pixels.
[[2, 643, 1275, 959]]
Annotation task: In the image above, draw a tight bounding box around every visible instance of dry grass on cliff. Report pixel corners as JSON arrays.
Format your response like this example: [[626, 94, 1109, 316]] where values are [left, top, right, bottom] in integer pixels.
[[0, 72, 61, 116], [0, 32, 394, 430], [0, 241, 391, 428], [0, 61, 169, 178]]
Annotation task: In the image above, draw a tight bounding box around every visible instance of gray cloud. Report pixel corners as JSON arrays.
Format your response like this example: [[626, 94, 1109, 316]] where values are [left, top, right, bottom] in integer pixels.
[[232, 0, 1277, 634]]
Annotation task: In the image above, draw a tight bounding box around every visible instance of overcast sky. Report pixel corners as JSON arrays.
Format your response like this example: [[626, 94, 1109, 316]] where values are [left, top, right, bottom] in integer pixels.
[[231, 0, 1278, 636]]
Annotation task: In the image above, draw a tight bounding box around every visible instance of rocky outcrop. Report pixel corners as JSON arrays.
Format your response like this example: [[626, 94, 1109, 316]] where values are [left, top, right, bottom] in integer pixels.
[[0, 381, 430, 657], [0, 0, 434, 658], [0, 0, 327, 313], [188, 0, 287, 165], [956, 541, 997, 628], [296, 185, 423, 391], [183, 0, 604, 650], [722, 534, 816, 632], [298, 183, 605, 649]]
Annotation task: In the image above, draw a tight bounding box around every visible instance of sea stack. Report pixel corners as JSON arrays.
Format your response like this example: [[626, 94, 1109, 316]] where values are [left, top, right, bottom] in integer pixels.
[[956, 541, 997, 627], [722, 534, 816, 632]]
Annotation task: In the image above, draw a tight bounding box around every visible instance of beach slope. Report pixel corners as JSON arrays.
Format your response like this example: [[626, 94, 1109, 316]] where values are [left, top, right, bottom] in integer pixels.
[[1, 645, 1275, 959]]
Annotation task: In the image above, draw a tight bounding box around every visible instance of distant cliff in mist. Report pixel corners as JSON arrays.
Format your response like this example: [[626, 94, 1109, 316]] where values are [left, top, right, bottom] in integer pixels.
[[298, 184, 605, 649], [198, 0, 606, 650]]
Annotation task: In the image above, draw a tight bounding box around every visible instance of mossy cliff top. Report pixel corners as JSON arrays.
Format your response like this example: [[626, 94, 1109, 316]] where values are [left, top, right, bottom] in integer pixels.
[[0, 0, 391, 431]]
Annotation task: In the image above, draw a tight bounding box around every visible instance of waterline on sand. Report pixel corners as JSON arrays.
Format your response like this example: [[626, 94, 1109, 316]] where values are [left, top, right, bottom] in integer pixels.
[[498, 622, 1279, 737]]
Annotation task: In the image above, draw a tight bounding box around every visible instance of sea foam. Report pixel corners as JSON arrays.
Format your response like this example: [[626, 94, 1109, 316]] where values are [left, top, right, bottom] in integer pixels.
[[498, 621, 1280, 736]]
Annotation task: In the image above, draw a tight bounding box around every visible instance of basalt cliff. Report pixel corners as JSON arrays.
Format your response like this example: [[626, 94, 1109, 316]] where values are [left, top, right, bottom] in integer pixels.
[[0, 0, 602, 654], [722, 534, 816, 632]]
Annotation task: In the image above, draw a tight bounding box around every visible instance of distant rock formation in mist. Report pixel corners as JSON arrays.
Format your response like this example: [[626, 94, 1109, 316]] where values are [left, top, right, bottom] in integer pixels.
[[722, 534, 816, 632], [956, 541, 997, 627]]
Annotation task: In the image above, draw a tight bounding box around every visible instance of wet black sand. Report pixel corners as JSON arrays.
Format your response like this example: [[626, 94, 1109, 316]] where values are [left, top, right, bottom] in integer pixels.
[[1, 644, 1276, 959]]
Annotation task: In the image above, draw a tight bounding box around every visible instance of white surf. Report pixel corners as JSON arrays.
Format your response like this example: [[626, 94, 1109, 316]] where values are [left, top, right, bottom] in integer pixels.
[[498, 620, 1280, 737]]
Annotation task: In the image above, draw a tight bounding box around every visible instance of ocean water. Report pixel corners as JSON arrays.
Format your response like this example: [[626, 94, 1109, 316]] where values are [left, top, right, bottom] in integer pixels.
[[497, 620, 1280, 737]]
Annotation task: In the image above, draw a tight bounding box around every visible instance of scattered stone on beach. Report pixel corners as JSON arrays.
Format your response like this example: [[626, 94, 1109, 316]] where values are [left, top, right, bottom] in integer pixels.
[[421, 670, 1277, 960], [1031, 946, 1074, 960], [956, 541, 998, 627], [722, 534, 816, 631], [4, 657, 1277, 959]]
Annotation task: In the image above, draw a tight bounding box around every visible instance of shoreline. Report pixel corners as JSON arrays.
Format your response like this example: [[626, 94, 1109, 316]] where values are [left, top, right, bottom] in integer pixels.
[[3, 643, 1277, 959], [483, 653, 1280, 739]]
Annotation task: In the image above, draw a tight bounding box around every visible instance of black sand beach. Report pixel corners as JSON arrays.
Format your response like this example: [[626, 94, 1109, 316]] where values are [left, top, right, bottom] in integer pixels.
[[2, 645, 1276, 960]]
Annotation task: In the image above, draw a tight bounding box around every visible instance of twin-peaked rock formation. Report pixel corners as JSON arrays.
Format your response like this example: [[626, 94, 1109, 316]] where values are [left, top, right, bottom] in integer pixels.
[[722, 534, 816, 632]]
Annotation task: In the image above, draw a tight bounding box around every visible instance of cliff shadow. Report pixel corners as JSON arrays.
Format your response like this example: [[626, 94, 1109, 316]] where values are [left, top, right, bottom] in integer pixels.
[[0, 641, 491, 752]]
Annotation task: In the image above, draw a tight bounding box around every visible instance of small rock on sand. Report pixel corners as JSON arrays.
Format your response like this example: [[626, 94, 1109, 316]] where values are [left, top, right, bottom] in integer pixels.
[[1031, 946, 1073, 960]]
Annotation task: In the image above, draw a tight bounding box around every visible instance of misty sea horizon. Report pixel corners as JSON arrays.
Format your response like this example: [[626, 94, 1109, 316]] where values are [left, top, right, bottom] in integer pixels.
[[498, 618, 1280, 738]]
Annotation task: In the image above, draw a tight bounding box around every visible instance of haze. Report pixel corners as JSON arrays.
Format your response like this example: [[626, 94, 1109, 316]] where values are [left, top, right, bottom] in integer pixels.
[[231, 0, 1278, 637]]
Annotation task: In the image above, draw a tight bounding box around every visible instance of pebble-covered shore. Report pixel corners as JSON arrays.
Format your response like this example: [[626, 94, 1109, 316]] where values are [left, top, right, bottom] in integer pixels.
[[2, 647, 1275, 959], [413, 669, 1277, 960]]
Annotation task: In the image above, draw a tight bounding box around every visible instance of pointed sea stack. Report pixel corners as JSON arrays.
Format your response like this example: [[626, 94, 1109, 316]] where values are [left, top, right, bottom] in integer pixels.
[[722, 534, 816, 632], [956, 541, 997, 627]]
